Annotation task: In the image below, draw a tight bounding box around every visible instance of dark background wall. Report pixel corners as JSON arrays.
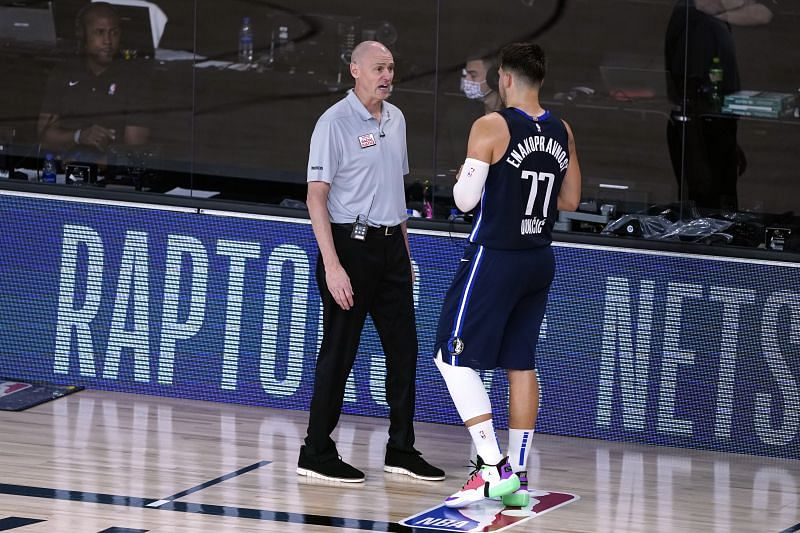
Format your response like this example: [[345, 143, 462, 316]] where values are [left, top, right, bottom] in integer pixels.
[[1, 0, 798, 212]]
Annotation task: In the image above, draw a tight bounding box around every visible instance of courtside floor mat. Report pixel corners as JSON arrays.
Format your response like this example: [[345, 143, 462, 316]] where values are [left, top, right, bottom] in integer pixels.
[[0, 379, 83, 411], [400, 489, 579, 532]]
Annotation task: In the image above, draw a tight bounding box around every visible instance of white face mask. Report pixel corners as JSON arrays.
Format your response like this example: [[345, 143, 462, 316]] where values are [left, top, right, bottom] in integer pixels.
[[460, 77, 489, 100]]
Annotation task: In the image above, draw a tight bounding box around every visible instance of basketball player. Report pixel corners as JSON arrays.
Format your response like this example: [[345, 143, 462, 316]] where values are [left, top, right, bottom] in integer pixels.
[[434, 42, 581, 508]]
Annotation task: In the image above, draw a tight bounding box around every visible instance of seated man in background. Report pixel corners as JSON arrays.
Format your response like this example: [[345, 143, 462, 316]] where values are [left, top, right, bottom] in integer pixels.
[[38, 2, 150, 166]]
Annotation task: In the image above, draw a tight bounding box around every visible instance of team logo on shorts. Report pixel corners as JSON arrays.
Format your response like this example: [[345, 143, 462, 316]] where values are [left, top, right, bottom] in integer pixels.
[[448, 336, 465, 355]]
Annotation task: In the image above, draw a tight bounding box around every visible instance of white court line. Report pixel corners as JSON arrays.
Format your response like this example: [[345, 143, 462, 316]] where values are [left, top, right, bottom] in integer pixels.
[[146, 499, 172, 508]]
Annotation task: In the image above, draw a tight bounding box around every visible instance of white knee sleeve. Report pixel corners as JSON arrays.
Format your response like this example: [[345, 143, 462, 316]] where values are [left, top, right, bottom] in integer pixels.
[[435, 350, 492, 422]]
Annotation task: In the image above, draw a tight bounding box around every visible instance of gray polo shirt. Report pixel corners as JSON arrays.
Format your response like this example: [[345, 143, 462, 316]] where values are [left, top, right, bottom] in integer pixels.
[[307, 89, 409, 226]]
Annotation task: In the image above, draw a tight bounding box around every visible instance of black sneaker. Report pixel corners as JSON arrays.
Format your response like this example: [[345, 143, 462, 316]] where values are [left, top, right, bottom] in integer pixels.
[[384, 448, 445, 481], [297, 445, 365, 483]]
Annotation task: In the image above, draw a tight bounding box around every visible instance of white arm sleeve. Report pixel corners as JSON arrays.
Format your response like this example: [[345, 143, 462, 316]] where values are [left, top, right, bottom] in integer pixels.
[[453, 158, 490, 212]]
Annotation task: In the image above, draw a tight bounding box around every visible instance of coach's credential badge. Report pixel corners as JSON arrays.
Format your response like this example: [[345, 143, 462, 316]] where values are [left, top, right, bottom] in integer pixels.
[[358, 133, 377, 148], [448, 337, 465, 356]]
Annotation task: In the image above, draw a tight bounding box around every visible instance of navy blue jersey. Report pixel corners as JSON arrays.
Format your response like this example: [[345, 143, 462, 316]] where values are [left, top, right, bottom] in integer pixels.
[[469, 108, 569, 249]]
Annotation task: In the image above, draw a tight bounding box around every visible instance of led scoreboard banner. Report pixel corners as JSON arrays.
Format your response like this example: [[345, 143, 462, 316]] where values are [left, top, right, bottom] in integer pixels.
[[1, 192, 798, 459]]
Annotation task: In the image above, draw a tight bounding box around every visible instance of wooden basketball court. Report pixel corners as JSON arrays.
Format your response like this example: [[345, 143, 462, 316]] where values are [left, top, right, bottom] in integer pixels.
[[1, 389, 798, 532]]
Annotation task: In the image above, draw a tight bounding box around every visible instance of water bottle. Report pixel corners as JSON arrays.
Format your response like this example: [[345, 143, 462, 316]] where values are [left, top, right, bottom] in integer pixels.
[[41, 153, 57, 184], [709, 56, 723, 112], [238, 16, 254, 64], [422, 179, 433, 219]]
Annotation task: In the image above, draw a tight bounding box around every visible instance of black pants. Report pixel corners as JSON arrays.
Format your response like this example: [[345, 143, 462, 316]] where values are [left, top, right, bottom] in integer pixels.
[[304, 224, 418, 460], [667, 114, 739, 212]]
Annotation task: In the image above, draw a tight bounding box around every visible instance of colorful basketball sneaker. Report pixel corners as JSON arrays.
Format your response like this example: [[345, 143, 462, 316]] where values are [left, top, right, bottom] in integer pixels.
[[444, 456, 519, 508], [501, 470, 530, 507]]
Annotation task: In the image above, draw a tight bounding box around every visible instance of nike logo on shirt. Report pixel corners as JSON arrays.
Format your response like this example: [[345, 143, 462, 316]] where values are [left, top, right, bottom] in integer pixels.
[[68, 81, 79, 87]]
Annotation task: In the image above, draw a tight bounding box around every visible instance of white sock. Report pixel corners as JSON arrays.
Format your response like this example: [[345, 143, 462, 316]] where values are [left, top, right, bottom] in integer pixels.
[[468, 420, 503, 465], [507, 428, 534, 472]]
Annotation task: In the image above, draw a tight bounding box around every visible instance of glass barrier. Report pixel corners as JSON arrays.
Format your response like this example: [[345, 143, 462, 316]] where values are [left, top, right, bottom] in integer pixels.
[[0, 0, 194, 194], [190, 0, 436, 208], [664, 0, 799, 252], [0, 0, 797, 256]]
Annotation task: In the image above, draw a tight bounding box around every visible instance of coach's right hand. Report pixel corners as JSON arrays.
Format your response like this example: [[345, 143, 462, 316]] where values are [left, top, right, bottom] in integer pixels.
[[326, 263, 354, 310]]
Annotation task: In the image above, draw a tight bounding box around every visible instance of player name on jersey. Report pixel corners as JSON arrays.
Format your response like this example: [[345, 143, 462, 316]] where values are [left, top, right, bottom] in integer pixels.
[[505, 135, 569, 172], [521, 216, 546, 235]]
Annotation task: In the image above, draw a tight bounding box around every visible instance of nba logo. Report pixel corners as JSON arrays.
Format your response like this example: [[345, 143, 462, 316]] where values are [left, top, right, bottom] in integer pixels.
[[401, 490, 580, 530], [0, 381, 31, 398]]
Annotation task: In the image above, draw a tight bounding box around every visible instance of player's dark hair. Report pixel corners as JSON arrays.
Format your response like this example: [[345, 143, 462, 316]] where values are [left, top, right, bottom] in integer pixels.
[[498, 42, 546, 87]]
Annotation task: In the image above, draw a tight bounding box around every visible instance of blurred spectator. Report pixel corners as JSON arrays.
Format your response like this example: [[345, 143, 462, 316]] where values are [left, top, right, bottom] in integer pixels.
[[664, 0, 772, 212]]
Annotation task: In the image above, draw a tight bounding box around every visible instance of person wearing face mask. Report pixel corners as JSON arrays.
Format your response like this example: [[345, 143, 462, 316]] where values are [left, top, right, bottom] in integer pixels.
[[299, 40, 445, 484], [461, 53, 503, 115]]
